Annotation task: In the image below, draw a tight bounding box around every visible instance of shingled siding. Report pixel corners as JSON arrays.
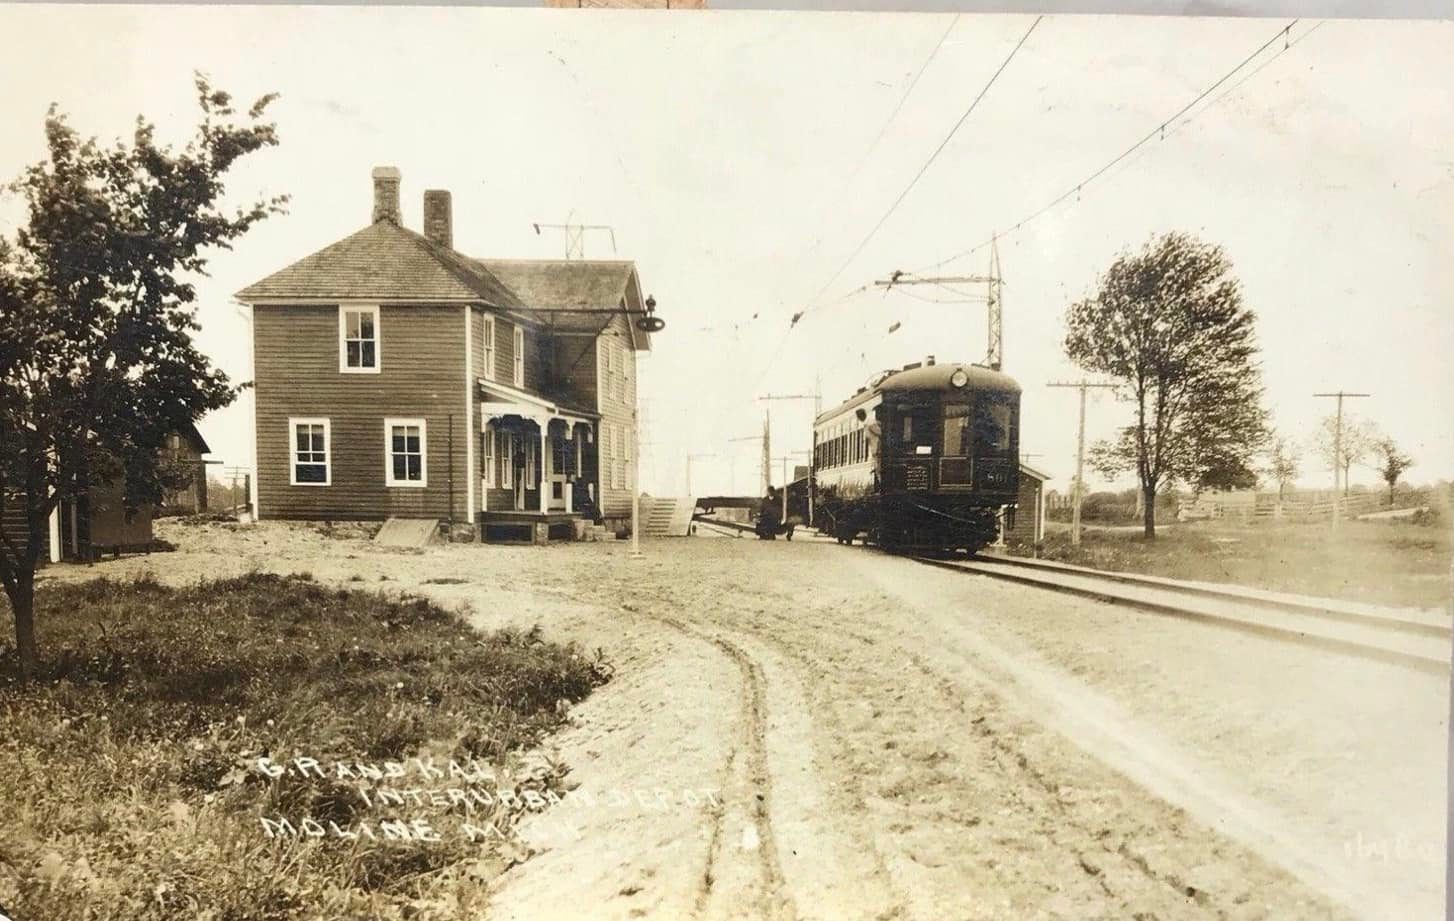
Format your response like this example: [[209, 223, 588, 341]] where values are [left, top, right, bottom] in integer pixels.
[[254, 304, 470, 522]]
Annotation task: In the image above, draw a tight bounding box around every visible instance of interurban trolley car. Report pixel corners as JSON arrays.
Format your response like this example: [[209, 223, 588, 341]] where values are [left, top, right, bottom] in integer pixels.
[[811, 358, 1021, 553]]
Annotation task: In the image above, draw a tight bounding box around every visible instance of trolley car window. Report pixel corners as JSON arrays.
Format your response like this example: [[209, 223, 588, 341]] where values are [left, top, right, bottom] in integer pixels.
[[975, 398, 1013, 452], [943, 402, 972, 456]]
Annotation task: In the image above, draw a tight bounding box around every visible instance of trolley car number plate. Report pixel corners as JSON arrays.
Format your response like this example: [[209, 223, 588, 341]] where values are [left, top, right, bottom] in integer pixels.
[[905, 464, 930, 490]]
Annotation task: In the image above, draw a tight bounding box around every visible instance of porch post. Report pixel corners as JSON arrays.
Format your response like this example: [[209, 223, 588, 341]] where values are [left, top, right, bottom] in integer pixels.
[[48, 506, 61, 564], [538, 422, 549, 514]]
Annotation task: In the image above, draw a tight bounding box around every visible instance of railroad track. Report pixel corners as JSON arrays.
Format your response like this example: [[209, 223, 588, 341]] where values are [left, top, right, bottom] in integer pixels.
[[914, 553, 1451, 675], [690, 519, 1450, 673]]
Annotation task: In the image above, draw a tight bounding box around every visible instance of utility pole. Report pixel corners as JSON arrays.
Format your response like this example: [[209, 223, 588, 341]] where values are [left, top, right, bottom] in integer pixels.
[[532, 220, 617, 259], [773, 451, 812, 523], [1314, 390, 1371, 530], [759, 393, 819, 525], [1047, 380, 1118, 547], [728, 433, 765, 496], [873, 235, 1005, 370], [685, 452, 716, 497]]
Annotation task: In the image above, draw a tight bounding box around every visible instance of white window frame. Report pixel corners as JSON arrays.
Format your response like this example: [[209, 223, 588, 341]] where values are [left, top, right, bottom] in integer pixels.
[[481, 315, 496, 382], [500, 431, 514, 489], [289, 417, 331, 487], [623, 425, 632, 462], [524, 433, 537, 484], [339, 305, 382, 373], [513, 327, 525, 388], [482, 423, 495, 488], [384, 417, 428, 488]]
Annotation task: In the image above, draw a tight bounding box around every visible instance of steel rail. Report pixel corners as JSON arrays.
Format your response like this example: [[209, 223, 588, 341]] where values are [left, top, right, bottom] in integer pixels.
[[913, 555, 1450, 676]]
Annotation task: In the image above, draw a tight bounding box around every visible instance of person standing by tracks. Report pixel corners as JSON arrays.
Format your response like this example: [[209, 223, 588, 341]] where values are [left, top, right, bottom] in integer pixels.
[[757, 486, 782, 539]]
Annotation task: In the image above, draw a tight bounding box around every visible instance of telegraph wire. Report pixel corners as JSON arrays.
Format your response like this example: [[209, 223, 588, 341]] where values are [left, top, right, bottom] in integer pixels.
[[910, 18, 1306, 275]]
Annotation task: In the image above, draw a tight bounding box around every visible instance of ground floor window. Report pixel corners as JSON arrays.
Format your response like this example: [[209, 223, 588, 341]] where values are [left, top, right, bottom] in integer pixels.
[[385, 418, 427, 487], [482, 424, 496, 488], [289, 418, 330, 486], [500, 431, 513, 489]]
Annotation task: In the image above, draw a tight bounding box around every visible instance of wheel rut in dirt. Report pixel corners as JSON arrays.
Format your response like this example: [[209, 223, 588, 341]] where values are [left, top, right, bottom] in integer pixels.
[[648, 611, 796, 921]]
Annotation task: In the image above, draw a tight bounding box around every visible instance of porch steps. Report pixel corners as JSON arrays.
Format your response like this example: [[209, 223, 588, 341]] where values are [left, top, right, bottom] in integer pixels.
[[638, 497, 696, 537], [374, 517, 439, 548]]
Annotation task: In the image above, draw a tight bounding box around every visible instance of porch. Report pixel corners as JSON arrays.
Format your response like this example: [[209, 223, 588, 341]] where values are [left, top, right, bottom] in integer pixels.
[[479, 510, 582, 545], [479, 378, 600, 542]]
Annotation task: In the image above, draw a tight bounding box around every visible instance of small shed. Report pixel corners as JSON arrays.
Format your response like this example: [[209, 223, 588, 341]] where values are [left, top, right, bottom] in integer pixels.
[[4, 425, 206, 565], [160, 423, 213, 514], [1001, 462, 1050, 546]]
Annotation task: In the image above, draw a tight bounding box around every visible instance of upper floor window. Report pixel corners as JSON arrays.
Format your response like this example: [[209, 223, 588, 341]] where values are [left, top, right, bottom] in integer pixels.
[[481, 315, 496, 381], [290, 418, 330, 486], [385, 418, 427, 487], [513, 327, 525, 388], [340, 305, 380, 373]]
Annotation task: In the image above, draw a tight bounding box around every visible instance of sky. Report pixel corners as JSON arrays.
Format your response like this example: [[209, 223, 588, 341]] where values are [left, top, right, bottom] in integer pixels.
[[0, 5, 1450, 498]]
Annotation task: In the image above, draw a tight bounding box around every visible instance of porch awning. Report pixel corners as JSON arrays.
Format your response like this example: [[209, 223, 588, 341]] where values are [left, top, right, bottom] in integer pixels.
[[478, 378, 597, 428]]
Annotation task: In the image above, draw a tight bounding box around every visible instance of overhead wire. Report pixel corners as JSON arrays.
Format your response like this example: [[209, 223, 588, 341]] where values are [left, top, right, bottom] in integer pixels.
[[746, 15, 1042, 398], [1036, 20, 1328, 229], [801, 15, 1045, 314], [907, 17, 1307, 276], [730, 16, 966, 403], [889, 288, 986, 305], [792, 14, 963, 306]]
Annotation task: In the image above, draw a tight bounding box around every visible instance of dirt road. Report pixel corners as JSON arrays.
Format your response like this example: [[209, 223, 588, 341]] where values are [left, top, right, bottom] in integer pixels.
[[58, 521, 1445, 920]]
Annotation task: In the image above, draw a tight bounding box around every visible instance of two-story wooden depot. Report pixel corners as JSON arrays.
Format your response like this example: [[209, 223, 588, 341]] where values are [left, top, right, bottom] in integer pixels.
[[236, 167, 652, 542]]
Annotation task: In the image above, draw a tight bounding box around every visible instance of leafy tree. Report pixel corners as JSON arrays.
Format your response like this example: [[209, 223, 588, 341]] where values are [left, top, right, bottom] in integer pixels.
[[1066, 232, 1268, 537], [1263, 434, 1300, 500], [1372, 437, 1414, 505], [1311, 415, 1378, 496], [0, 76, 284, 677]]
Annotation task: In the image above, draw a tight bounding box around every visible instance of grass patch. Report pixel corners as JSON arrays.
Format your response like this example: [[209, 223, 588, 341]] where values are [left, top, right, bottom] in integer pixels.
[[0, 572, 610, 920], [1028, 517, 1452, 609]]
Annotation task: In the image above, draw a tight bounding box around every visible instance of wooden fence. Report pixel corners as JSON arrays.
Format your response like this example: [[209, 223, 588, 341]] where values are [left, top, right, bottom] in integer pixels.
[[1179, 489, 1383, 522]]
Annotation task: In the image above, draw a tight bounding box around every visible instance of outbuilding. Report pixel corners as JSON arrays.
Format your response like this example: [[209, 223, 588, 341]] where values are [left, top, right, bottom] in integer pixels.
[[1001, 462, 1049, 547]]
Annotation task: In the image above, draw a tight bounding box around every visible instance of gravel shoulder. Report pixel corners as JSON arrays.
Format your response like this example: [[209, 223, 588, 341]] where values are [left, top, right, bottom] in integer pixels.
[[44, 520, 1443, 920]]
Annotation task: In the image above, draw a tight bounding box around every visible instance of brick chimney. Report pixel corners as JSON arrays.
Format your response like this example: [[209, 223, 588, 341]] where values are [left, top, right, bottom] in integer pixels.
[[371, 166, 401, 224], [423, 190, 452, 249]]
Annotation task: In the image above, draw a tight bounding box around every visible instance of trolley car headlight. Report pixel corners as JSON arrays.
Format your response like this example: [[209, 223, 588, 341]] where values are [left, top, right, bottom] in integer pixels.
[[950, 369, 969, 388]]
